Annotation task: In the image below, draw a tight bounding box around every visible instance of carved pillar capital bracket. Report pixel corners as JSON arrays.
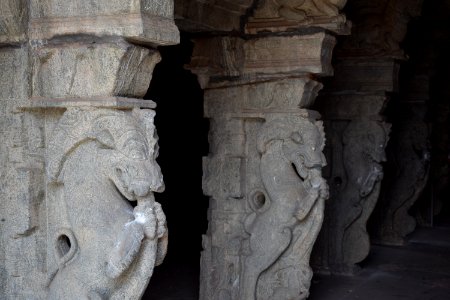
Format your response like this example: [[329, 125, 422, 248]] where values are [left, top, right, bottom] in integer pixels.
[[190, 21, 345, 298]]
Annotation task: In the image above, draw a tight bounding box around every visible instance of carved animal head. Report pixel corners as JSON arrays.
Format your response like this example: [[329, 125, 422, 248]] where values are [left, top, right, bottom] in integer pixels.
[[257, 115, 327, 181], [343, 120, 391, 163], [47, 107, 164, 200]]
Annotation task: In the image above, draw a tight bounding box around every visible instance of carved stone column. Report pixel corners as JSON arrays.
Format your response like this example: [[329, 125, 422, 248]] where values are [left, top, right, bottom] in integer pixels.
[[189, 3, 348, 295], [370, 45, 432, 245], [312, 0, 422, 274], [313, 94, 391, 274], [0, 1, 179, 299]]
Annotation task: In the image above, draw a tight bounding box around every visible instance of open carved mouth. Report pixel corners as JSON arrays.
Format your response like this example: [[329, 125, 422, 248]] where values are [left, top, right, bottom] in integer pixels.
[[111, 167, 139, 202], [291, 161, 323, 189]]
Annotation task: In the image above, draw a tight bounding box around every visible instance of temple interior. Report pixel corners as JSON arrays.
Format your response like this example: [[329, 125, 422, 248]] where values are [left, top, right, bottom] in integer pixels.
[[143, 1, 450, 299], [0, 0, 449, 300]]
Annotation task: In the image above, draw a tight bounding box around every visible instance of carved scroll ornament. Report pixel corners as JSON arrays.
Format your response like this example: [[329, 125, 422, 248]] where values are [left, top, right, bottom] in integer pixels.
[[46, 107, 167, 299]]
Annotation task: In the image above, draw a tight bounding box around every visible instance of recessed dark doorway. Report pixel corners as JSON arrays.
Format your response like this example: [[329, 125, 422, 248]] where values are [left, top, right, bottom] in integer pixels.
[[142, 32, 209, 300]]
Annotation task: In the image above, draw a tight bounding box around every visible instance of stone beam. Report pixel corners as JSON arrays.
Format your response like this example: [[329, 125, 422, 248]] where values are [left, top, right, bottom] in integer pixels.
[[29, 0, 179, 46]]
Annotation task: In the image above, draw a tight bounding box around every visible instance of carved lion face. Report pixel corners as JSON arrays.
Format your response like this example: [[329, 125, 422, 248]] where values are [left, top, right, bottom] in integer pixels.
[[258, 115, 326, 185], [107, 126, 165, 201], [47, 108, 165, 201], [94, 110, 165, 201]]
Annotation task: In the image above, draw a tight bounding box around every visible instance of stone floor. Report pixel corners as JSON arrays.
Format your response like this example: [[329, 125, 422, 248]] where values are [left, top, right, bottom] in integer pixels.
[[144, 226, 450, 300], [309, 226, 450, 300]]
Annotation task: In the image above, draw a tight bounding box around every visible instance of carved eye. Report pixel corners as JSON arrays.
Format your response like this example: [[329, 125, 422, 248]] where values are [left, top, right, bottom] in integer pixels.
[[122, 138, 148, 160], [290, 132, 303, 144]]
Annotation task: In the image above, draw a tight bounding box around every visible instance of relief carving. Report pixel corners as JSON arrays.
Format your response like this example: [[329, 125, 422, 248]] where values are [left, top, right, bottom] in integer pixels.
[[46, 107, 167, 299], [339, 0, 422, 57], [331, 120, 390, 272], [253, 0, 347, 21], [375, 119, 430, 245], [240, 115, 328, 300]]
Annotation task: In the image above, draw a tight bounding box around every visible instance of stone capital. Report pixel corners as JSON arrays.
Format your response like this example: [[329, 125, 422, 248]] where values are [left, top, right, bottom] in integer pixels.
[[31, 41, 161, 99], [189, 33, 336, 89], [323, 57, 401, 93], [315, 94, 388, 121]]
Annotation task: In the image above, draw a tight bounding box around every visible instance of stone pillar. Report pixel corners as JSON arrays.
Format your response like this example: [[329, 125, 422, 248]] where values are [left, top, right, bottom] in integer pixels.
[[0, 1, 33, 297], [0, 1, 179, 299], [313, 92, 391, 274], [371, 44, 432, 245], [312, 0, 422, 273], [189, 2, 349, 296]]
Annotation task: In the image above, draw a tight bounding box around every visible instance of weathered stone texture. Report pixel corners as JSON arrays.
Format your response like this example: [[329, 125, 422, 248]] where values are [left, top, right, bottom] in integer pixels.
[[372, 108, 430, 245], [324, 59, 400, 93], [0, 46, 48, 299], [0, 0, 27, 45], [31, 42, 161, 99], [29, 0, 179, 45], [312, 92, 392, 274], [191, 29, 340, 299], [338, 0, 423, 58], [0, 47, 29, 100], [175, 0, 350, 34], [175, 0, 253, 32], [246, 0, 349, 34], [190, 33, 336, 88], [1, 1, 177, 298], [201, 86, 328, 299], [310, 0, 422, 274], [312, 115, 390, 274], [45, 107, 167, 299]]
